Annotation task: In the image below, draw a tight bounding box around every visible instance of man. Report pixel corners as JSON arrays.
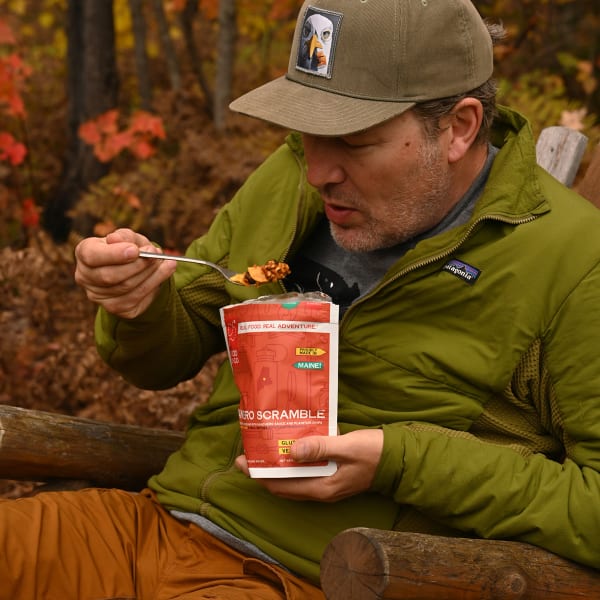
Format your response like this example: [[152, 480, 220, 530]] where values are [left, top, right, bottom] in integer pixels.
[[2, 0, 600, 598]]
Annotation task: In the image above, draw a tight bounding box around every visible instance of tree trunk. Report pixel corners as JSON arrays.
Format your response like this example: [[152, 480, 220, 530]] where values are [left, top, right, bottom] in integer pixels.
[[214, 0, 236, 131], [128, 0, 152, 110], [152, 0, 181, 92], [180, 0, 213, 115], [44, 0, 118, 242]]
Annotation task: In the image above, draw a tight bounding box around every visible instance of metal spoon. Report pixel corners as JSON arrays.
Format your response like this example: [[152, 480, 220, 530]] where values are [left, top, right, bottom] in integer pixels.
[[138, 250, 246, 285]]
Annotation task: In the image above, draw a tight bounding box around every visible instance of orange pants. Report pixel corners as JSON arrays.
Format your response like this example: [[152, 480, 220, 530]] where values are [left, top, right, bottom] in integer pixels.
[[0, 487, 325, 600]]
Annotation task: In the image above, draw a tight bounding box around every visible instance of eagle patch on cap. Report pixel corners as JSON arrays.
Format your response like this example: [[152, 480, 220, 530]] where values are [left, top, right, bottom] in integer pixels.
[[295, 7, 343, 79]]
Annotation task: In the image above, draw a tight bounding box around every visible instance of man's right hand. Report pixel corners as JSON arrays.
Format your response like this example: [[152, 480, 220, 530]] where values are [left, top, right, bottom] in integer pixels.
[[74, 228, 177, 319]]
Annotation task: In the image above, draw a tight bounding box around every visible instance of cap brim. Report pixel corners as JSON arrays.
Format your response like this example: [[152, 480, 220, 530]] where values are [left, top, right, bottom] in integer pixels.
[[229, 76, 415, 137]]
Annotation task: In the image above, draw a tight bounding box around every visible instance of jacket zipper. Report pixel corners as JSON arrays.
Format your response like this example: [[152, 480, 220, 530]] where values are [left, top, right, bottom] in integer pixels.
[[340, 212, 538, 326]]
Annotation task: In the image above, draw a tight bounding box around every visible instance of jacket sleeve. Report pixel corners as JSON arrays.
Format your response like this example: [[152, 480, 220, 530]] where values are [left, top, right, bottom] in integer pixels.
[[94, 139, 307, 390], [95, 206, 233, 390], [371, 260, 600, 569]]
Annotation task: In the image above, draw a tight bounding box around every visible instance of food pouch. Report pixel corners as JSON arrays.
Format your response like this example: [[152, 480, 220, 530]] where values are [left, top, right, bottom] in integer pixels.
[[220, 292, 339, 477]]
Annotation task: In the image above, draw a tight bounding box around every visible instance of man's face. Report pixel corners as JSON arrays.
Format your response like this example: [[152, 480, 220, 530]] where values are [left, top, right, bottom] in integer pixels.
[[302, 111, 454, 252]]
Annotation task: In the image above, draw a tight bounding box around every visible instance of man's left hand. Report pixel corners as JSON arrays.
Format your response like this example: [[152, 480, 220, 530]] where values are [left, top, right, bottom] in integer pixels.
[[234, 429, 383, 502]]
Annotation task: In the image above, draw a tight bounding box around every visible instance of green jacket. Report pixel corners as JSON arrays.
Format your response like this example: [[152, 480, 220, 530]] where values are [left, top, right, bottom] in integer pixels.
[[96, 106, 600, 583]]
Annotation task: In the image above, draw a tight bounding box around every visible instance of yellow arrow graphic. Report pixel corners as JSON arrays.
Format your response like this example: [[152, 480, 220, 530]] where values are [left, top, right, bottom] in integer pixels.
[[295, 347, 326, 356]]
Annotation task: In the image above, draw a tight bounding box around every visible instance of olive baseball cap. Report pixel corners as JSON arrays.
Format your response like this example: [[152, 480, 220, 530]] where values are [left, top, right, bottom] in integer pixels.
[[229, 0, 493, 136]]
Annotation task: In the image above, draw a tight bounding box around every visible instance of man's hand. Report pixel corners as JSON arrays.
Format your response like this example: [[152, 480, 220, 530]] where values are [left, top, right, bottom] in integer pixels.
[[74, 228, 177, 319], [235, 429, 384, 502]]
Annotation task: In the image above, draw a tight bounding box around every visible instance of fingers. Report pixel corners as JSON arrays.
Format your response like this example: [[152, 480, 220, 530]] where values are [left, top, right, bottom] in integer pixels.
[[82, 260, 175, 319], [74, 229, 177, 319], [291, 429, 383, 467], [105, 227, 151, 246], [74, 228, 150, 269], [233, 430, 385, 503], [234, 455, 250, 476]]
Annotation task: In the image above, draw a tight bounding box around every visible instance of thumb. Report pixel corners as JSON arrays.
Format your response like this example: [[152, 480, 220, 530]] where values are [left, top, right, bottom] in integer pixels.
[[291, 436, 331, 462]]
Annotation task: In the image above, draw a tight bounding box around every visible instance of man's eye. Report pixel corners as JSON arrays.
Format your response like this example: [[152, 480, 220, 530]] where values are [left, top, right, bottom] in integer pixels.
[[341, 138, 370, 149]]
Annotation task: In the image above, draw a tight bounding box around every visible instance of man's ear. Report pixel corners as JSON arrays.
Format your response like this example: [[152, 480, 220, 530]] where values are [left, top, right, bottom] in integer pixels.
[[445, 98, 484, 164]]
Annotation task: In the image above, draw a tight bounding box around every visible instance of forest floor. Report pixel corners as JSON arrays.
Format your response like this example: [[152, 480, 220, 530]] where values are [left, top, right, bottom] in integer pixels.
[[0, 232, 225, 498]]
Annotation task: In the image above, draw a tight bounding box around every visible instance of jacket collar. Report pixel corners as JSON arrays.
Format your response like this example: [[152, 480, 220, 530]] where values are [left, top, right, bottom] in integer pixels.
[[476, 105, 549, 220]]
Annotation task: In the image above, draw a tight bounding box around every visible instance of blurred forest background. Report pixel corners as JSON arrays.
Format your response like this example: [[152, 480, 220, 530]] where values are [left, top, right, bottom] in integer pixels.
[[1, 0, 599, 496]]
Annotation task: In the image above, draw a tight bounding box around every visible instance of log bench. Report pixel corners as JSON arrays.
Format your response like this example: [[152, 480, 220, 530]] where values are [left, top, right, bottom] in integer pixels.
[[1, 126, 600, 599]]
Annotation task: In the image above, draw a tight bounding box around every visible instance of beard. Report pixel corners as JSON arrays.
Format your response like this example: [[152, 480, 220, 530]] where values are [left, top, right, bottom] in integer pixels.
[[328, 139, 453, 252]]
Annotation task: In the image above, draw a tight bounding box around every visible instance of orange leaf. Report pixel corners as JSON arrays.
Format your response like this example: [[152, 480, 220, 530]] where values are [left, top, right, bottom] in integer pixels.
[[0, 20, 16, 45], [199, 0, 218, 20], [126, 193, 142, 210], [95, 109, 120, 135], [21, 198, 39, 228], [130, 139, 156, 160], [93, 220, 117, 237], [129, 111, 166, 139], [0, 54, 31, 117], [80, 109, 164, 162], [78, 120, 102, 145], [0, 132, 27, 165], [6, 94, 25, 117], [90, 128, 132, 162], [168, 0, 188, 11]]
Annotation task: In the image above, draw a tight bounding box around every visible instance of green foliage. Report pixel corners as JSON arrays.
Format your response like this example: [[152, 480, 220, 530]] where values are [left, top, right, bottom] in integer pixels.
[[484, 0, 600, 149], [497, 71, 598, 139]]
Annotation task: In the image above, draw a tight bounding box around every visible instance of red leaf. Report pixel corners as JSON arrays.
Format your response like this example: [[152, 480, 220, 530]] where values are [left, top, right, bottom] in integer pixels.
[[78, 120, 102, 145], [129, 111, 166, 139], [130, 139, 156, 160], [95, 109, 119, 135], [0, 132, 27, 165], [21, 197, 39, 228], [0, 20, 16, 45], [80, 110, 164, 162], [0, 54, 31, 117]]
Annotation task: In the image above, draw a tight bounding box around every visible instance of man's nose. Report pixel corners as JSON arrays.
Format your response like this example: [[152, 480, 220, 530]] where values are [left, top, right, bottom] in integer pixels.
[[303, 135, 345, 188]]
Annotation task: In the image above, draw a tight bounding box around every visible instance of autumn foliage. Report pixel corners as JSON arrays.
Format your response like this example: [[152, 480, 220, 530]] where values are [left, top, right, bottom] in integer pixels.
[[0, 18, 39, 236], [0, 131, 26, 166], [0, 20, 30, 167], [0, 0, 595, 249], [78, 109, 166, 163]]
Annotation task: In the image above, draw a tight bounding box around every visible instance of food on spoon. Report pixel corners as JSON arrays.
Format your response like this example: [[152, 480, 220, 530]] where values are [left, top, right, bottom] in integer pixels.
[[230, 260, 291, 286]]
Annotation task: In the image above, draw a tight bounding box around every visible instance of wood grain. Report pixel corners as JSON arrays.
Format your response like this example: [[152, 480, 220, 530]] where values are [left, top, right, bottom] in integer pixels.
[[0, 405, 184, 489]]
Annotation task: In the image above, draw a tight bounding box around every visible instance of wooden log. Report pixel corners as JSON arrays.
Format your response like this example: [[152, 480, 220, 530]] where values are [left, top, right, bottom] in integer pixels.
[[0, 405, 184, 489], [320, 528, 600, 599], [535, 126, 588, 187]]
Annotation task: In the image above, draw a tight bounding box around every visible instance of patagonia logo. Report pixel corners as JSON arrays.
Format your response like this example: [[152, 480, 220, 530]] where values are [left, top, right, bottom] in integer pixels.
[[295, 7, 343, 79], [442, 259, 481, 285]]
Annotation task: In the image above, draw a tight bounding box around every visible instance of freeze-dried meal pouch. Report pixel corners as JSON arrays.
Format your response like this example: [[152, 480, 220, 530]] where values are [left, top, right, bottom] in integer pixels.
[[220, 292, 339, 477]]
